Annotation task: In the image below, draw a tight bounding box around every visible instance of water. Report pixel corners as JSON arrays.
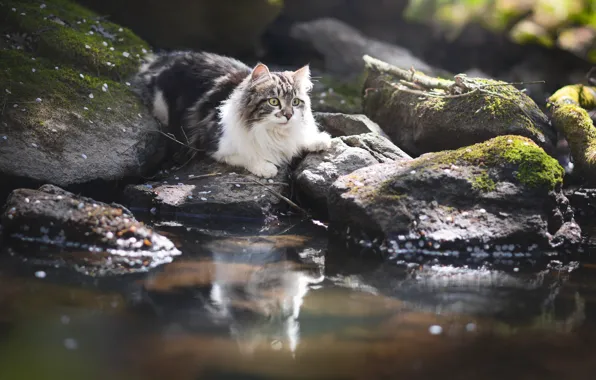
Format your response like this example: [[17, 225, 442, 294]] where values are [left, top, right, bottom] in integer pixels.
[[1, 217, 596, 380]]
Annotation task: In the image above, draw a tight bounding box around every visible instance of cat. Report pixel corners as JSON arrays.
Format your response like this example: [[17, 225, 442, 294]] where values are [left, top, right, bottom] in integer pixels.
[[133, 51, 332, 178]]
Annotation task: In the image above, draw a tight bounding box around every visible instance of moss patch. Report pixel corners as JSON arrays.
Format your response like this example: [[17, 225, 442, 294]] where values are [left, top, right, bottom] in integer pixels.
[[0, 0, 148, 146], [412, 78, 541, 137], [409, 135, 564, 190], [471, 172, 497, 192], [551, 103, 596, 169], [547, 84, 596, 110], [1, 0, 149, 80]]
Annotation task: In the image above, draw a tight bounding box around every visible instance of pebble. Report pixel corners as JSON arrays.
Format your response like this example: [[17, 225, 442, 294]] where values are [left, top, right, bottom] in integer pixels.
[[35, 98, 42, 103], [55, 66, 59, 70], [85, 44, 90, 49], [125, 82, 131, 86], [88, 93, 94, 99], [102, 41, 108, 46], [31, 68, 36, 72], [122, 51, 130, 57], [40, 4, 47, 9], [428, 325, 443, 335], [81, 154, 87, 159], [31, 143, 38, 148], [118, 28, 123, 32], [79, 73, 84, 79], [61, 315, 70, 325], [200, 197, 207, 201], [109, 47, 114, 51]]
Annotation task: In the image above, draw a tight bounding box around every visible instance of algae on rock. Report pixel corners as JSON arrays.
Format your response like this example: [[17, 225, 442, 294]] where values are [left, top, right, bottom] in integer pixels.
[[0, 0, 164, 199], [361, 55, 557, 158]]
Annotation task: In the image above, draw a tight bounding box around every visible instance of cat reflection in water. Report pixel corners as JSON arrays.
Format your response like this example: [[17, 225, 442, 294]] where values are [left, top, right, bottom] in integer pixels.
[[207, 247, 324, 354], [134, 51, 332, 178]]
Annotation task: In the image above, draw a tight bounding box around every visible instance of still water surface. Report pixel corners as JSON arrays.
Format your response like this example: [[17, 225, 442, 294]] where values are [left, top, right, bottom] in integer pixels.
[[1, 218, 596, 380]]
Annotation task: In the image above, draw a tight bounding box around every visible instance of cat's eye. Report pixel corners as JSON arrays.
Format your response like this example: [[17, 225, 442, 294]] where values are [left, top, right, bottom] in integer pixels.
[[292, 98, 302, 106], [268, 98, 280, 106]]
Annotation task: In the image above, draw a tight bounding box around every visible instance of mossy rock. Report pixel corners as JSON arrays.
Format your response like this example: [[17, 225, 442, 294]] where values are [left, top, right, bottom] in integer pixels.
[[328, 135, 577, 257], [548, 87, 596, 184], [0, 0, 164, 198], [362, 60, 558, 158]]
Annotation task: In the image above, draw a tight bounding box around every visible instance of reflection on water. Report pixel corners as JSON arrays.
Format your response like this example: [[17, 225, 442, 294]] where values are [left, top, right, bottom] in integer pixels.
[[1, 220, 596, 379]]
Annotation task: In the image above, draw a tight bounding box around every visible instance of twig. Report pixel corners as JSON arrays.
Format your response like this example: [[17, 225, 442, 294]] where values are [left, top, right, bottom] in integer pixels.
[[246, 177, 309, 216], [157, 131, 204, 152], [186, 172, 222, 181], [363, 54, 453, 90], [220, 181, 289, 186]]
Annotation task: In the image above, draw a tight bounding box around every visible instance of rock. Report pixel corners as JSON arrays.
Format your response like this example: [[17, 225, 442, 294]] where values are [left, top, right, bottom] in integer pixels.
[[289, 18, 444, 77], [548, 87, 596, 184], [121, 158, 292, 221], [1, 185, 181, 276], [363, 56, 557, 157], [295, 133, 411, 211], [0, 0, 164, 200], [327, 135, 578, 257], [77, 0, 282, 57], [314, 113, 387, 138]]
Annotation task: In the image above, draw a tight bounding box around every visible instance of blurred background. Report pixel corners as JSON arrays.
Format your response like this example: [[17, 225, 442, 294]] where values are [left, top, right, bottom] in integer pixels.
[[75, 0, 596, 101]]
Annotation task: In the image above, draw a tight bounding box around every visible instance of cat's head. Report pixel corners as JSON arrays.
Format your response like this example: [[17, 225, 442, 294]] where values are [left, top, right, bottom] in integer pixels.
[[239, 63, 314, 129]]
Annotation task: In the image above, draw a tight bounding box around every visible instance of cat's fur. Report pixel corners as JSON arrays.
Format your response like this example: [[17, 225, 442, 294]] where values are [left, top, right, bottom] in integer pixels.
[[133, 51, 331, 178]]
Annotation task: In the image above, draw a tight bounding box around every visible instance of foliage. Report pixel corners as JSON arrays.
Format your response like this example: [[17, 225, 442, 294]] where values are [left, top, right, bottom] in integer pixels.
[[404, 0, 596, 62]]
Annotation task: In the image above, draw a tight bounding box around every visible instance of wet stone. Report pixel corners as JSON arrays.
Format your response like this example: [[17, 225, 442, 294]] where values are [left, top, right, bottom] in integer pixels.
[[0, 184, 181, 276], [121, 158, 291, 220]]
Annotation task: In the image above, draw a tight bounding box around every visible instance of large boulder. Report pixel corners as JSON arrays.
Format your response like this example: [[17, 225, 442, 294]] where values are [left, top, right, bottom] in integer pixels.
[[121, 158, 292, 221], [327, 135, 580, 257], [362, 57, 558, 158], [1, 185, 181, 276], [289, 18, 444, 77], [295, 133, 411, 211], [77, 0, 282, 57], [0, 0, 165, 200]]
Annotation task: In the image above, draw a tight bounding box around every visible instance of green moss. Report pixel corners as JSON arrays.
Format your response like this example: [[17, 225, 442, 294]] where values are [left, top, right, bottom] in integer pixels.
[[410, 78, 542, 138], [1, 0, 150, 80], [547, 84, 596, 110], [551, 103, 596, 169], [471, 172, 496, 192], [411, 135, 564, 190]]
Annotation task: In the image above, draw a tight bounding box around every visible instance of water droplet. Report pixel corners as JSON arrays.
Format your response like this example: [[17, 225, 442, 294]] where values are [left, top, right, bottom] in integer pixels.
[[35, 271, 46, 279]]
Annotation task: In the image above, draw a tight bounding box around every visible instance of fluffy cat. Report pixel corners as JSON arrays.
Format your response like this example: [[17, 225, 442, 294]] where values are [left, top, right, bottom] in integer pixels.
[[133, 51, 332, 178]]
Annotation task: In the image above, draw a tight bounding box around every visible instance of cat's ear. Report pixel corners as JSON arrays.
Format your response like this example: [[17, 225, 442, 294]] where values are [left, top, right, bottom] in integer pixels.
[[293, 64, 312, 91], [251, 63, 271, 81]]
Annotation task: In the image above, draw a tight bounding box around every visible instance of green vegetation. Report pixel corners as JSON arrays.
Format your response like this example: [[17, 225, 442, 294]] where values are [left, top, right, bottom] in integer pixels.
[[410, 135, 565, 190], [471, 172, 497, 192], [404, 0, 596, 62], [0, 0, 147, 145], [1, 0, 149, 79]]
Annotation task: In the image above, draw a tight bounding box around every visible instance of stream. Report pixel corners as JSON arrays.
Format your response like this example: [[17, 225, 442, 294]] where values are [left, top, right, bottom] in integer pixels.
[[1, 217, 596, 380]]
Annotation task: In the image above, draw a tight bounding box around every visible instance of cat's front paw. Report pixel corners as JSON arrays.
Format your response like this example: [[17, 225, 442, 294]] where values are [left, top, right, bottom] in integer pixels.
[[306, 132, 332, 152], [248, 161, 278, 178]]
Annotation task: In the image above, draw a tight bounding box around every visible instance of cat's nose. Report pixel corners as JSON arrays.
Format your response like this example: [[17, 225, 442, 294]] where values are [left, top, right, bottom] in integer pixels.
[[282, 109, 293, 120]]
